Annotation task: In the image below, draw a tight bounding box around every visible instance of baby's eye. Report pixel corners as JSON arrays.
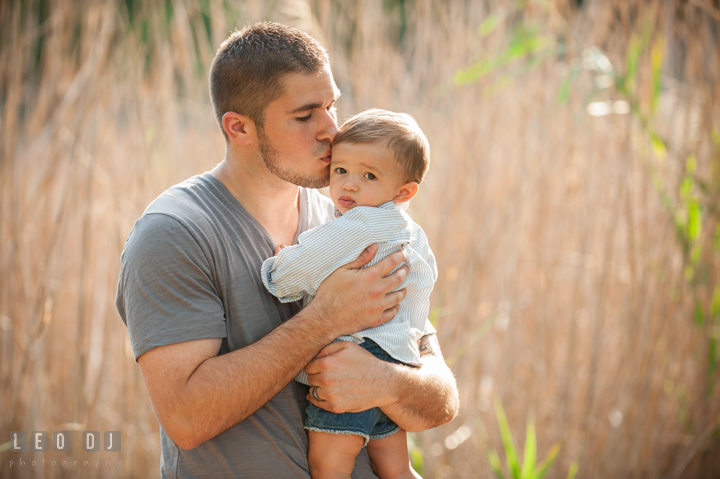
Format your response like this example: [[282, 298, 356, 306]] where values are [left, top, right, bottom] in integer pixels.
[[364, 172, 377, 180], [334, 167, 347, 174]]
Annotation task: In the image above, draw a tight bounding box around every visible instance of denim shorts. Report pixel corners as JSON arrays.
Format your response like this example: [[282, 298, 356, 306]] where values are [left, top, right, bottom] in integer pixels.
[[304, 338, 403, 446]]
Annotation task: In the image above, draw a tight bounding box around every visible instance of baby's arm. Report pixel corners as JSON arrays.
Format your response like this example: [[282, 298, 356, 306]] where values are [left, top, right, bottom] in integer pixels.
[[261, 213, 375, 302]]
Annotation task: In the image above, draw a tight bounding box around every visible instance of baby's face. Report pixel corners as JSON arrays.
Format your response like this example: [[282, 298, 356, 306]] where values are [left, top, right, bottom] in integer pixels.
[[329, 142, 406, 214]]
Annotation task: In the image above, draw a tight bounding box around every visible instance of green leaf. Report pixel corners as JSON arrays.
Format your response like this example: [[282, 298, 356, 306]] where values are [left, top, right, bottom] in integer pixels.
[[488, 450, 506, 479], [567, 462, 579, 479], [164, 0, 175, 24], [494, 400, 520, 478], [650, 35, 663, 115], [521, 416, 537, 479], [711, 286, 720, 318], [557, 76, 572, 103], [428, 305, 440, 327], [409, 447, 424, 475], [710, 337, 718, 368], [680, 177, 693, 200], [709, 336, 718, 395], [695, 301, 705, 326], [625, 36, 641, 95], [684, 265, 694, 281], [507, 26, 554, 61], [479, 13, 503, 37], [534, 443, 561, 479], [674, 208, 686, 234], [557, 65, 580, 104], [687, 200, 702, 242], [455, 24, 555, 86], [406, 432, 424, 475], [649, 131, 667, 160], [454, 59, 497, 85], [690, 244, 702, 266], [625, 25, 651, 96]]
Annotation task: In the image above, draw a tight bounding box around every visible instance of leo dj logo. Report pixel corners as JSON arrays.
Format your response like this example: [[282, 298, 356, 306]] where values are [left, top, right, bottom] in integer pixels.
[[9, 431, 121, 452]]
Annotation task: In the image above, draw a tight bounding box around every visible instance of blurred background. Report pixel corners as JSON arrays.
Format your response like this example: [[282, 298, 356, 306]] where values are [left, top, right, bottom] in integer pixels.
[[1, 0, 719, 477]]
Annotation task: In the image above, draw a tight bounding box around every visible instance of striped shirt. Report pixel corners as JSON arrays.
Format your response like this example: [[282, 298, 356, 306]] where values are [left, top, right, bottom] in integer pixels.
[[260, 201, 438, 385]]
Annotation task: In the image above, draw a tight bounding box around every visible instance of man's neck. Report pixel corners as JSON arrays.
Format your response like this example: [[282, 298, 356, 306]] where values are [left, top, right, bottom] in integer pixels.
[[210, 154, 300, 247]]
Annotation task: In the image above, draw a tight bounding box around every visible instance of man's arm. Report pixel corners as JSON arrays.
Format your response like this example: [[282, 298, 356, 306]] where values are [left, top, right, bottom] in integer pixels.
[[383, 334, 459, 430], [137, 246, 409, 450], [304, 333, 459, 431]]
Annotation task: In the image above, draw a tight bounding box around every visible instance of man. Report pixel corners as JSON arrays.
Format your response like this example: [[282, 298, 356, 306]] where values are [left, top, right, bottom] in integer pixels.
[[116, 22, 458, 478]]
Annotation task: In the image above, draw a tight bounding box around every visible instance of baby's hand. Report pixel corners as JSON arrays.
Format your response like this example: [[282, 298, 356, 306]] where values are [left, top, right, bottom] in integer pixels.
[[274, 244, 288, 256]]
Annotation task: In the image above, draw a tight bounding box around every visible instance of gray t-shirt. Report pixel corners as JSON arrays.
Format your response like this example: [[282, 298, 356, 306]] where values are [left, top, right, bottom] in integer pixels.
[[116, 173, 378, 478]]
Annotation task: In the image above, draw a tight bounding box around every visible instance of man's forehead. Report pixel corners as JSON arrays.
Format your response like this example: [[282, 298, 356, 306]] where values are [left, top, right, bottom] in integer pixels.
[[278, 67, 340, 112]]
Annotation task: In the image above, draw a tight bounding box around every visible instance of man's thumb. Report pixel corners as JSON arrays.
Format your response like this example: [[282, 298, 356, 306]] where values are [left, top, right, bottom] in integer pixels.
[[315, 341, 347, 359], [344, 244, 378, 269]]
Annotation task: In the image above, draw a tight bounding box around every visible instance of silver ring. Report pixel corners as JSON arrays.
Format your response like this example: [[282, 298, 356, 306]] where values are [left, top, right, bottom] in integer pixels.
[[311, 386, 322, 401]]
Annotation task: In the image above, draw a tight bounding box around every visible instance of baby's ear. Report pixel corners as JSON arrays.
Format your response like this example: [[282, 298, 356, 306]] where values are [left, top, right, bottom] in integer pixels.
[[393, 182, 420, 204]]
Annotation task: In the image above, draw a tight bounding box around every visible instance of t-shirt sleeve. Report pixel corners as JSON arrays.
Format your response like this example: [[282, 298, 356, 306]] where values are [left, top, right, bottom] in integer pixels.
[[116, 213, 227, 362]]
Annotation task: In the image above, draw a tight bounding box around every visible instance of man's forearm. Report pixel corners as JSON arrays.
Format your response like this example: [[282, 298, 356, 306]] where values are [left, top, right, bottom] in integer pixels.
[[379, 334, 459, 431], [146, 304, 335, 450]]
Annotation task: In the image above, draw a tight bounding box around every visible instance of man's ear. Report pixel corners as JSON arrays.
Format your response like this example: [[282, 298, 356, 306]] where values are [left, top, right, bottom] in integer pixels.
[[222, 111, 256, 146], [392, 182, 420, 204]]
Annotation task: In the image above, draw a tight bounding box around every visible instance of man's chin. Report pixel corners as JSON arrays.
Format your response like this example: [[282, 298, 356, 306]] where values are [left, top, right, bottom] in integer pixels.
[[265, 162, 329, 189], [292, 172, 329, 189], [303, 178, 330, 189], [300, 169, 330, 189]]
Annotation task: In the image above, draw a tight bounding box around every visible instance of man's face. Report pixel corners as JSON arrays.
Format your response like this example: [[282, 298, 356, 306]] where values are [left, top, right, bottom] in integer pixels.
[[256, 65, 340, 188]]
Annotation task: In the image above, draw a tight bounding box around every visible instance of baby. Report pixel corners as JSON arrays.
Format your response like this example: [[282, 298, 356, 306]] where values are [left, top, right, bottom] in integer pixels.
[[261, 109, 437, 479]]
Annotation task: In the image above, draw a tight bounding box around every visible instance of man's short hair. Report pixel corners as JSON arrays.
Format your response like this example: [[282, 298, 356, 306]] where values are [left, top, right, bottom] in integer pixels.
[[209, 22, 329, 138], [333, 109, 430, 184]]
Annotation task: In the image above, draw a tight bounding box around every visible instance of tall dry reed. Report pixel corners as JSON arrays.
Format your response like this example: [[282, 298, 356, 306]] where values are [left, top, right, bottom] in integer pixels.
[[1, 1, 719, 478]]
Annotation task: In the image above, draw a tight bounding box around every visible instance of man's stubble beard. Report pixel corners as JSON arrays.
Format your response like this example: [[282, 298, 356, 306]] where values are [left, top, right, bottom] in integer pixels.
[[257, 125, 330, 189]]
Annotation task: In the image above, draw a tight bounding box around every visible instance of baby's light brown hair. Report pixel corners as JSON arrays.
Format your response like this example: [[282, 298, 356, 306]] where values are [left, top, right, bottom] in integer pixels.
[[333, 109, 430, 184]]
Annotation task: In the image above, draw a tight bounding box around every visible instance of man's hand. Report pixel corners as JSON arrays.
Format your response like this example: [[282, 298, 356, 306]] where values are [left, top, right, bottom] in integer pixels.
[[306, 244, 410, 342], [304, 341, 397, 413], [305, 334, 459, 432]]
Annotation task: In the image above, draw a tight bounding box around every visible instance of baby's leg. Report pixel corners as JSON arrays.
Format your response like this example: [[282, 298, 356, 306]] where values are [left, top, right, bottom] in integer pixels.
[[308, 430, 365, 479], [366, 430, 420, 478]]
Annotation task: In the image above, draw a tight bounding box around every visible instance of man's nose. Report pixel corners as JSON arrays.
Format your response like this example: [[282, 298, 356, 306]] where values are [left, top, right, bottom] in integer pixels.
[[317, 109, 339, 143]]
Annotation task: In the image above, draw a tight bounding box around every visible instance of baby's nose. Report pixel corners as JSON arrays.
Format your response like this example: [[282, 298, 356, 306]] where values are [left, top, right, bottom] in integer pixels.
[[343, 180, 358, 191]]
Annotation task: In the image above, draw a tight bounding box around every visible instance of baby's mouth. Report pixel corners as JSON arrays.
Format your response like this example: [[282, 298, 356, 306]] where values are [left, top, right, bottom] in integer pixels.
[[337, 196, 355, 208]]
